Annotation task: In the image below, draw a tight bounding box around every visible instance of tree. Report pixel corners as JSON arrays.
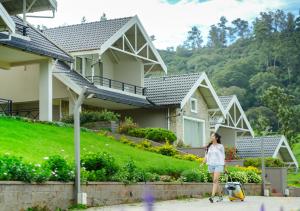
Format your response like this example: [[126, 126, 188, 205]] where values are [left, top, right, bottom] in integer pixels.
[[218, 16, 228, 46], [183, 26, 203, 50], [249, 72, 280, 95], [246, 106, 278, 134], [207, 25, 222, 48], [261, 86, 295, 139], [231, 18, 250, 39]]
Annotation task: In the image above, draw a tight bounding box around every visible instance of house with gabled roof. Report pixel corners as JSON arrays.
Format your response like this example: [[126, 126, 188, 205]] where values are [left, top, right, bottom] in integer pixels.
[[0, 0, 73, 121], [237, 135, 298, 168], [1, 11, 168, 121], [41, 15, 167, 118], [214, 95, 254, 146], [122, 72, 255, 148]]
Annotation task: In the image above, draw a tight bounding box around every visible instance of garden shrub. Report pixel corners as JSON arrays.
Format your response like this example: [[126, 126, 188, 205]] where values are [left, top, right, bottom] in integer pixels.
[[136, 140, 153, 150], [159, 175, 173, 182], [0, 155, 37, 182], [180, 169, 208, 182], [144, 172, 160, 182], [62, 110, 120, 124], [244, 157, 285, 168], [81, 152, 119, 178], [127, 127, 177, 144], [145, 128, 177, 143], [174, 154, 204, 163], [246, 171, 262, 183], [117, 117, 138, 134], [235, 166, 261, 174], [112, 159, 146, 184], [42, 155, 74, 182], [225, 146, 239, 160], [83, 169, 107, 182], [128, 128, 148, 138], [156, 142, 178, 156], [227, 171, 248, 184]]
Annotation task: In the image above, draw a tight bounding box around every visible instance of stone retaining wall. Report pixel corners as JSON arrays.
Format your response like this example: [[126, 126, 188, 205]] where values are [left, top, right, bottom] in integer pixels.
[[0, 181, 268, 211], [289, 187, 300, 197]]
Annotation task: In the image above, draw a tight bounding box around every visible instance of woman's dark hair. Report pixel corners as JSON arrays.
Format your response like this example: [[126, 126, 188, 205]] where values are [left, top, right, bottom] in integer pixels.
[[206, 132, 221, 152]]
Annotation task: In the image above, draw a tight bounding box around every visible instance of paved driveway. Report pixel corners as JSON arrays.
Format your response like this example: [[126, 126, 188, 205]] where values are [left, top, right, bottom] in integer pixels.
[[87, 196, 300, 211]]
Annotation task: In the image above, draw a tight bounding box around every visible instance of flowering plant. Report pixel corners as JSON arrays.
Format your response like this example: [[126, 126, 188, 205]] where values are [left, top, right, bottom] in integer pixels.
[[225, 147, 239, 160]]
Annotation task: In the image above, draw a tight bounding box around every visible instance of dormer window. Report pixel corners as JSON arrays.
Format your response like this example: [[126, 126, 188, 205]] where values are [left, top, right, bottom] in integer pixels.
[[190, 98, 197, 113]]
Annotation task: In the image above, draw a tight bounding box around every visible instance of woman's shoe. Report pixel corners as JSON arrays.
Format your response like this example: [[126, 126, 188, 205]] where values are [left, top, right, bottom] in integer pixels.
[[209, 196, 215, 203], [216, 196, 223, 202]]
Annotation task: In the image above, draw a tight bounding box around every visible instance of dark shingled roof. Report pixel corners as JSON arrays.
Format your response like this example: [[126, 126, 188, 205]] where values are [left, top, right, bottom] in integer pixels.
[[0, 16, 72, 62], [44, 17, 132, 52], [55, 61, 152, 108], [144, 72, 203, 106], [218, 95, 234, 110], [236, 136, 282, 158]]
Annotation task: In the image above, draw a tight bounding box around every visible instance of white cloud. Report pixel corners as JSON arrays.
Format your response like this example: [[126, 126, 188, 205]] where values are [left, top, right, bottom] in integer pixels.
[[28, 0, 295, 49]]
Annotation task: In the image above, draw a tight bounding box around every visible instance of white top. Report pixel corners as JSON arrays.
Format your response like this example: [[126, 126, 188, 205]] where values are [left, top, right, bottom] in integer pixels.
[[205, 144, 225, 165]]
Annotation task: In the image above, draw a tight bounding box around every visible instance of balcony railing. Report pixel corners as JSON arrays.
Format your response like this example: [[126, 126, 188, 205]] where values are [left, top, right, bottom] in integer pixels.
[[12, 108, 39, 120], [86, 76, 146, 96], [0, 98, 12, 116]]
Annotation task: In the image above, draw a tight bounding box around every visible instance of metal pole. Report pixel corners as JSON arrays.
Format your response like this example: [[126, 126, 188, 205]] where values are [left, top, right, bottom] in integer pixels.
[[23, 0, 27, 24], [74, 87, 87, 203], [261, 137, 266, 196]]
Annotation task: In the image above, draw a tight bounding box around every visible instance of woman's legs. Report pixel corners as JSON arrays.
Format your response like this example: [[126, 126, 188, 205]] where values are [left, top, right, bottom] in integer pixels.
[[212, 172, 221, 197]]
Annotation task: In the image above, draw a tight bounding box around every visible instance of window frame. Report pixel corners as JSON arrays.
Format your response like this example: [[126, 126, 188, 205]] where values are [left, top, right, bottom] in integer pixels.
[[190, 98, 198, 113]]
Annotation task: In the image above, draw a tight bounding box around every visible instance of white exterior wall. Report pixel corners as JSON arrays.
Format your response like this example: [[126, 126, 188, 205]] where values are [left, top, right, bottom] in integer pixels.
[[102, 53, 114, 79], [173, 89, 210, 146], [114, 54, 143, 87], [119, 108, 167, 129], [217, 127, 237, 147], [0, 65, 39, 102], [100, 52, 144, 87], [0, 65, 70, 103]]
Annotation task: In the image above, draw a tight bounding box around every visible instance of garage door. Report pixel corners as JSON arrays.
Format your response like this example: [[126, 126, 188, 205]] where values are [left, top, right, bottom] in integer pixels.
[[184, 118, 204, 147]]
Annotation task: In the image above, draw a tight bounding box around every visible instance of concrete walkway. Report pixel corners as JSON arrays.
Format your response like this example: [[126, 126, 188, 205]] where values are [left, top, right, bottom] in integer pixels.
[[87, 196, 300, 211]]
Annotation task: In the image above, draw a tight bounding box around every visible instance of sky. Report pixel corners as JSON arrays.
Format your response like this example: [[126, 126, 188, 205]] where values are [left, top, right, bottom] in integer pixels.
[[28, 0, 299, 50]]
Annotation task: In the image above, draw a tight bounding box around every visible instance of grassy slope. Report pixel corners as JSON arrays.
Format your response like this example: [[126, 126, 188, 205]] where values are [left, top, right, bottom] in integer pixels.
[[288, 140, 300, 187], [0, 117, 198, 174]]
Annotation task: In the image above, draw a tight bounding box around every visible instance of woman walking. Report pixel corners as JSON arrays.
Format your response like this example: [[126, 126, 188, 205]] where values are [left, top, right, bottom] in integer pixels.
[[204, 132, 225, 203]]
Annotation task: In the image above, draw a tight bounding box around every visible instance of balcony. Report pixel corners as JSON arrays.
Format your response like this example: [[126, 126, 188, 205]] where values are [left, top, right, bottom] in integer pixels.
[[0, 98, 12, 116], [86, 76, 146, 96]]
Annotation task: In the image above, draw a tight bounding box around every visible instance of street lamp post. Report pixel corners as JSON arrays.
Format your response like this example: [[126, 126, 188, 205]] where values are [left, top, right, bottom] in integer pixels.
[[74, 87, 88, 204], [261, 137, 266, 196]]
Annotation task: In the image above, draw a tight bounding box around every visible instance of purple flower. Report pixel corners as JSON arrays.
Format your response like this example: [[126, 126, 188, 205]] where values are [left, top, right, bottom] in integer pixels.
[[143, 190, 154, 211], [260, 204, 265, 211]]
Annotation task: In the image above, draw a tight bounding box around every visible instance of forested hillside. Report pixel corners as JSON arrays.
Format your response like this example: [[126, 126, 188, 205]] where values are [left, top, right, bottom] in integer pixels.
[[158, 10, 300, 144]]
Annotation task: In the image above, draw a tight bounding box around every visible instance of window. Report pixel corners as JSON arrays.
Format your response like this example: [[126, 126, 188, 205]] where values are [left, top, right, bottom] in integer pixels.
[[190, 98, 197, 113], [183, 117, 205, 147]]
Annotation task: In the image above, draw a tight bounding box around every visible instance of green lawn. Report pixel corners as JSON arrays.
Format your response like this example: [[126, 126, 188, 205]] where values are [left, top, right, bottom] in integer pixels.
[[288, 139, 300, 187], [0, 117, 198, 174]]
